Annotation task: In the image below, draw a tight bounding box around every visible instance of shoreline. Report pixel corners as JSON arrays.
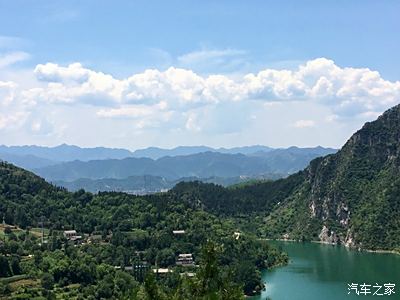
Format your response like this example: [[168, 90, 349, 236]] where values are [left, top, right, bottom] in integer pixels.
[[364, 249, 400, 255], [264, 238, 400, 255], [264, 238, 297, 242]]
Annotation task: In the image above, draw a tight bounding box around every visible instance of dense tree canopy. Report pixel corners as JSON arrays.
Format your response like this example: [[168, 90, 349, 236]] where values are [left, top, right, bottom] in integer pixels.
[[0, 162, 287, 299]]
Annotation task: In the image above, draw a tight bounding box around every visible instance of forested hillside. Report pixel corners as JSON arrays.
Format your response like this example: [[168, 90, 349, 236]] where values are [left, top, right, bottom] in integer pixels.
[[0, 162, 287, 299], [262, 105, 400, 251]]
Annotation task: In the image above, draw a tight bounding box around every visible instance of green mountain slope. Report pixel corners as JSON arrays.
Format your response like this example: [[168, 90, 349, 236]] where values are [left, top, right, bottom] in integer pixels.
[[263, 105, 400, 251]]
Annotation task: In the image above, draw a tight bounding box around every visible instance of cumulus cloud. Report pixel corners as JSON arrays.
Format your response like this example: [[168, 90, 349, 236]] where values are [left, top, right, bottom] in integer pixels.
[[31, 62, 124, 105], [2, 57, 400, 136], [35, 62, 89, 82], [28, 58, 400, 120]]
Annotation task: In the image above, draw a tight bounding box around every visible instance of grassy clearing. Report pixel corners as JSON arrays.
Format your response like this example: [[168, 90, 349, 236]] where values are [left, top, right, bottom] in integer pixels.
[[0, 224, 49, 243], [9, 278, 39, 290], [30, 227, 50, 237]]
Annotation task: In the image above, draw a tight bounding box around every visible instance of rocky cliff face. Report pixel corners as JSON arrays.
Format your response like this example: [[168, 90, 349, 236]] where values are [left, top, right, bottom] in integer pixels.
[[264, 104, 400, 251]]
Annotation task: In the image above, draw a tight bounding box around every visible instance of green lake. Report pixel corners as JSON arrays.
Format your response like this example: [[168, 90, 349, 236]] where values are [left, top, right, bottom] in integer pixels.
[[251, 241, 400, 300]]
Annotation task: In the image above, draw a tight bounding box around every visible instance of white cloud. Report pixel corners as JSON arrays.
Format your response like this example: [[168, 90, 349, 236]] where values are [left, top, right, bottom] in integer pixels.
[[35, 62, 89, 82], [0, 51, 30, 69], [31, 62, 124, 105], [125, 67, 209, 106], [293, 119, 316, 128], [27, 58, 400, 120], [1, 57, 400, 144]]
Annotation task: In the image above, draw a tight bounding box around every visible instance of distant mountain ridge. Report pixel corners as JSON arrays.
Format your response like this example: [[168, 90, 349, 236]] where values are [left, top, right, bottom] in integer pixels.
[[0, 144, 133, 162], [0, 144, 336, 181], [0, 152, 56, 169], [0, 144, 275, 163], [132, 145, 274, 159], [34, 148, 336, 183], [0, 143, 336, 195]]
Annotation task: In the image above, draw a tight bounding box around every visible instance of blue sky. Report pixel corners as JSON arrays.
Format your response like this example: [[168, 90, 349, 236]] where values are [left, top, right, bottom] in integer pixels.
[[0, 1, 399, 149]]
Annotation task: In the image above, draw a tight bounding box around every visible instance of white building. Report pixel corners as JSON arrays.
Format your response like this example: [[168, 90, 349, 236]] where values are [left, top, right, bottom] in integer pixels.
[[63, 230, 82, 241], [176, 253, 194, 266]]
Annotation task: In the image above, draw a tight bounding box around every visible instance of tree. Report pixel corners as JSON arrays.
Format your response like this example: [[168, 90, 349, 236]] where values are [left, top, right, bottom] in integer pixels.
[[196, 241, 221, 296], [4, 227, 11, 235], [233, 261, 260, 295], [173, 241, 244, 300], [139, 272, 166, 300], [0, 282, 11, 296], [9, 255, 21, 276], [114, 270, 138, 297], [0, 256, 11, 277], [41, 272, 54, 290], [96, 274, 114, 299]]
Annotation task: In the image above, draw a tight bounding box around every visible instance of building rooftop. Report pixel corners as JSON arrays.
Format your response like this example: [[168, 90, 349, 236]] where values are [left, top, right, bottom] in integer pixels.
[[178, 253, 192, 258], [153, 268, 172, 274]]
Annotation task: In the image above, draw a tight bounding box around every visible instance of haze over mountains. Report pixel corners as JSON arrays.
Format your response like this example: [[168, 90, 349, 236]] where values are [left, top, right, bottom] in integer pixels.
[[0, 144, 275, 165], [0, 144, 336, 194], [132, 145, 274, 160], [0, 144, 133, 163]]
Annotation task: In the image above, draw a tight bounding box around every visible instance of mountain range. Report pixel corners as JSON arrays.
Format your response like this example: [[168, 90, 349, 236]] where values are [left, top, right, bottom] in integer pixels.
[[35, 151, 325, 182], [0, 144, 133, 163], [131, 145, 274, 160], [0, 144, 275, 165], [0, 144, 336, 193]]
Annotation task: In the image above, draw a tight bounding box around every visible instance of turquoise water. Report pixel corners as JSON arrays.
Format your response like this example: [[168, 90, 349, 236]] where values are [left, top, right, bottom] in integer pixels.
[[251, 241, 400, 300]]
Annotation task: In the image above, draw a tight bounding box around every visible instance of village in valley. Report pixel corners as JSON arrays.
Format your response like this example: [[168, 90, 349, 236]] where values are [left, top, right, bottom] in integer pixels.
[[1, 219, 200, 287]]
